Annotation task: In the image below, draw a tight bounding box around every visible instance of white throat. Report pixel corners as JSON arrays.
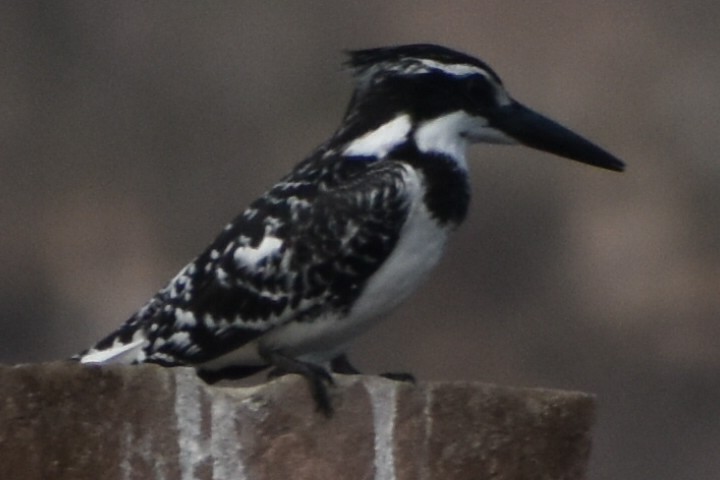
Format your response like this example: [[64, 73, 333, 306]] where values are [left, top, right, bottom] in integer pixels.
[[414, 111, 517, 170], [413, 111, 474, 169]]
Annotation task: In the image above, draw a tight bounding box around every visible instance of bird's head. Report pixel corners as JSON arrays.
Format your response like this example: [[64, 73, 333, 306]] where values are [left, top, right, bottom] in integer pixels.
[[340, 44, 624, 172]]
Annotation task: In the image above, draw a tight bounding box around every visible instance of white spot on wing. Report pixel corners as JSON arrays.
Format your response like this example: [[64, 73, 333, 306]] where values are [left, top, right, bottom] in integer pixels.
[[343, 114, 411, 158], [233, 236, 283, 268], [169, 331, 192, 349], [175, 308, 197, 327], [216, 267, 230, 286]]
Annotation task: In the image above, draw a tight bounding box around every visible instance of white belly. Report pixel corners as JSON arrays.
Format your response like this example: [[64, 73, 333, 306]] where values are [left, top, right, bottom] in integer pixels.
[[347, 197, 448, 326]]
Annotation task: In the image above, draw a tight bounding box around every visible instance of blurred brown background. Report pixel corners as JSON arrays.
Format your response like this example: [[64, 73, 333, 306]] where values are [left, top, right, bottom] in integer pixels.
[[1, 2, 718, 479]]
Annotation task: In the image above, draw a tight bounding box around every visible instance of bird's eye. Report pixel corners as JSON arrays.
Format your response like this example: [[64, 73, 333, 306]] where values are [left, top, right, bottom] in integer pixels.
[[465, 75, 496, 110], [466, 75, 492, 96]]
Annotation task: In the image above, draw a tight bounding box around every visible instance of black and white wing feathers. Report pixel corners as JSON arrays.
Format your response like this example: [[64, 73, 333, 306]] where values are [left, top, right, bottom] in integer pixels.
[[77, 155, 414, 368]]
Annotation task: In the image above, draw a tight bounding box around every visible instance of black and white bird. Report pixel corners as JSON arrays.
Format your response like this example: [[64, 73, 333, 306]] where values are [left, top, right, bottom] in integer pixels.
[[75, 44, 624, 413]]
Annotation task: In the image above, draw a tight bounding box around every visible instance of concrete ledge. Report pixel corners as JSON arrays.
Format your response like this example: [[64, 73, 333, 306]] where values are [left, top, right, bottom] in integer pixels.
[[0, 362, 595, 479]]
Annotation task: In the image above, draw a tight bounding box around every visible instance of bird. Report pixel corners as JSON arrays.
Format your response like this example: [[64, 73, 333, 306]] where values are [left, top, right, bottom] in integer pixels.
[[74, 44, 624, 415]]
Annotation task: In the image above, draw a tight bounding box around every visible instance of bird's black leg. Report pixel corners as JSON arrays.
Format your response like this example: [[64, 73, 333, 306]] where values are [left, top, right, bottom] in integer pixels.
[[330, 353, 416, 383], [259, 347, 335, 417]]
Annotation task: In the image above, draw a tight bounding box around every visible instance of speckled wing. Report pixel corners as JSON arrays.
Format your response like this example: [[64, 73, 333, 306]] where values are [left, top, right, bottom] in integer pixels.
[[78, 158, 413, 367]]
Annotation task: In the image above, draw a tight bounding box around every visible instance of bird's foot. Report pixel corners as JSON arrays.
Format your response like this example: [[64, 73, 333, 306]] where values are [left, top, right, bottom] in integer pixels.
[[261, 348, 335, 417]]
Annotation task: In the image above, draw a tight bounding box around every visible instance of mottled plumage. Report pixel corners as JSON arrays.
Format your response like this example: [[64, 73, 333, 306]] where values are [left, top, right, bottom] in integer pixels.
[[75, 44, 624, 414]]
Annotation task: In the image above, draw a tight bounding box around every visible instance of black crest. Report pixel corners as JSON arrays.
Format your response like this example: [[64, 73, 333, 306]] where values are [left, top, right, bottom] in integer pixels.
[[345, 44, 502, 84]]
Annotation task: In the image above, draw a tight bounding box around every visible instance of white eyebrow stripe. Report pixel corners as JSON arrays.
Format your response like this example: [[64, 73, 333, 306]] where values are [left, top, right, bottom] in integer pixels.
[[417, 58, 489, 78], [415, 58, 512, 107]]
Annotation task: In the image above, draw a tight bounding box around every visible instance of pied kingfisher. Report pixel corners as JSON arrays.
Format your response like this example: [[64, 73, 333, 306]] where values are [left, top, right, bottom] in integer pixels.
[[75, 44, 624, 414]]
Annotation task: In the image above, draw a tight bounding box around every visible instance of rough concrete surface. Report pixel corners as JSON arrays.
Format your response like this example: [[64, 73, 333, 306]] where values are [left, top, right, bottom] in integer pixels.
[[0, 362, 595, 480]]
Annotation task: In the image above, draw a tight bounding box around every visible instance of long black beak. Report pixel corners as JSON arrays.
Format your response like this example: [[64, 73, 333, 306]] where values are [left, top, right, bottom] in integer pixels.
[[490, 101, 625, 172]]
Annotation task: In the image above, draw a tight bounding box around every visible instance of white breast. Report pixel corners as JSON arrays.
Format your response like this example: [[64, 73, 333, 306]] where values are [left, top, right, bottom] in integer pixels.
[[348, 167, 449, 323]]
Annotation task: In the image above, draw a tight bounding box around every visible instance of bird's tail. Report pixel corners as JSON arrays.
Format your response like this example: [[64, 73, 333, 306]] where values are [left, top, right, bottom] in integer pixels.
[[73, 326, 149, 366]]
